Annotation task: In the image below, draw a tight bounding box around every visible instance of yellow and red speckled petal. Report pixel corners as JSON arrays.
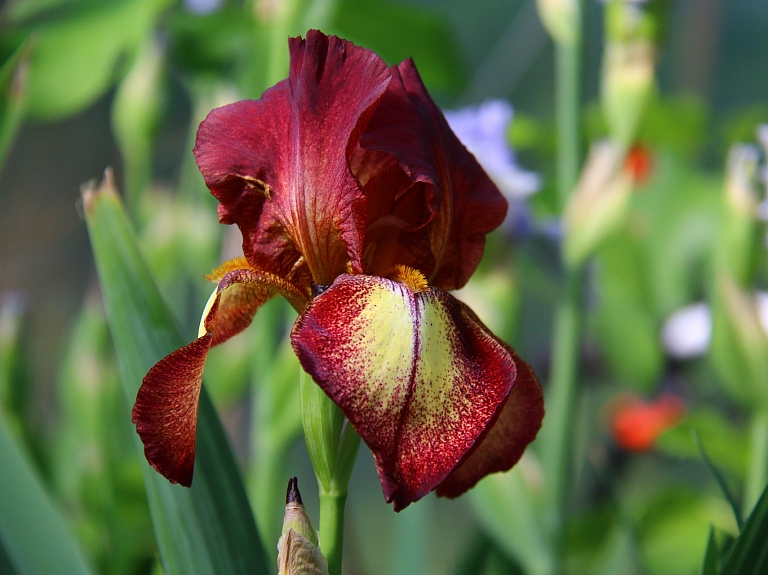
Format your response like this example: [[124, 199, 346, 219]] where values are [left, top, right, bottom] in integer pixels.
[[205, 266, 308, 346], [436, 342, 544, 498], [133, 266, 308, 486], [291, 273, 517, 510]]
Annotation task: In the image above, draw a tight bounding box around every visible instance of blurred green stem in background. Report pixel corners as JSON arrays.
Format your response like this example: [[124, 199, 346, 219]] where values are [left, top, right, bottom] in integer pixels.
[[255, 0, 338, 91], [540, 268, 582, 536], [247, 302, 303, 559], [0, 38, 30, 172], [744, 408, 768, 516], [555, 38, 581, 209], [539, 0, 583, 558], [111, 37, 164, 213], [255, 0, 300, 88]]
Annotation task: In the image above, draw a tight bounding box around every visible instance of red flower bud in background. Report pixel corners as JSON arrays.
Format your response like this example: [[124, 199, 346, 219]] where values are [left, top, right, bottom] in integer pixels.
[[609, 393, 685, 451], [625, 142, 654, 186]]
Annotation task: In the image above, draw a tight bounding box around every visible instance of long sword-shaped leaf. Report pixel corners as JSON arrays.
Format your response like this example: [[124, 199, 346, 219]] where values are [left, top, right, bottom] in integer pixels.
[[0, 37, 30, 168], [701, 528, 719, 575], [721, 480, 768, 575], [0, 417, 93, 575], [83, 170, 269, 575]]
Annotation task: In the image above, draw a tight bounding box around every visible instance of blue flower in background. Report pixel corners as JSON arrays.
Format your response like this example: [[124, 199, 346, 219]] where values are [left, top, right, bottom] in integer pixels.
[[444, 100, 541, 202]]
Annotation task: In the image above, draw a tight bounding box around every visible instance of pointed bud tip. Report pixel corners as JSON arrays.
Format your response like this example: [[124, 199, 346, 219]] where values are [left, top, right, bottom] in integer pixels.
[[80, 167, 120, 216], [286, 477, 302, 505]]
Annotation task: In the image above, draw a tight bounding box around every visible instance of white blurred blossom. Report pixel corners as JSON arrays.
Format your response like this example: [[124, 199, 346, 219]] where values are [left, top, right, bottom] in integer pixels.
[[757, 292, 768, 334], [756, 124, 768, 228], [756, 123, 768, 158], [662, 302, 712, 360], [184, 0, 221, 14], [662, 294, 768, 359], [444, 100, 541, 202]]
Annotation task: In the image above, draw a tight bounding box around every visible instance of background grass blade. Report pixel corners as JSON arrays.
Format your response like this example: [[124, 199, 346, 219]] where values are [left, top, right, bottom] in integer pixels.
[[720, 481, 768, 575], [701, 528, 719, 575], [83, 171, 270, 575], [695, 432, 743, 530], [0, 417, 94, 575]]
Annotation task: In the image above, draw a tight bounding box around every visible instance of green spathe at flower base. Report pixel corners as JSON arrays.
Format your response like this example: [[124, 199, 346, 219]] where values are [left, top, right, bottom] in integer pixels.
[[131, 30, 544, 514]]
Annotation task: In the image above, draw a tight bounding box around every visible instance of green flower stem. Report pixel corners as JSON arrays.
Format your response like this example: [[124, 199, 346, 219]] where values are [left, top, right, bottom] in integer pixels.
[[300, 371, 361, 575], [540, 268, 582, 533], [318, 489, 348, 575], [555, 38, 581, 209], [744, 408, 768, 516], [542, 5, 582, 547]]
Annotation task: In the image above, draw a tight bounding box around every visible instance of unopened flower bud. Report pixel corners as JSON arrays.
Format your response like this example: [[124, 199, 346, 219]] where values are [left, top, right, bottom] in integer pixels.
[[608, 393, 686, 451], [111, 37, 164, 207], [277, 478, 328, 575], [711, 274, 768, 408], [601, 40, 655, 149], [718, 144, 760, 283], [563, 141, 633, 267], [281, 477, 318, 545], [536, 0, 580, 47]]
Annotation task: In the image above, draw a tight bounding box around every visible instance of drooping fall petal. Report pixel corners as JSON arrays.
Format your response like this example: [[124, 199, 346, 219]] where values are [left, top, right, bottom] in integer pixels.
[[291, 271, 536, 510], [436, 344, 544, 498], [194, 30, 391, 286], [358, 60, 507, 290], [133, 264, 307, 486], [134, 334, 212, 487]]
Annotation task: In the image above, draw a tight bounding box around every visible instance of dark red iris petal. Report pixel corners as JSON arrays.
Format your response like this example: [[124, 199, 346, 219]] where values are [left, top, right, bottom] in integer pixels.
[[194, 31, 391, 287], [436, 343, 544, 498], [291, 272, 542, 510], [133, 265, 307, 486], [359, 60, 508, 290]]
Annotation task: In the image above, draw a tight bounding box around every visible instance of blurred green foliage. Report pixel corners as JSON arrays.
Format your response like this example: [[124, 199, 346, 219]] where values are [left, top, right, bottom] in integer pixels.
[[1, 0, 768, 574]]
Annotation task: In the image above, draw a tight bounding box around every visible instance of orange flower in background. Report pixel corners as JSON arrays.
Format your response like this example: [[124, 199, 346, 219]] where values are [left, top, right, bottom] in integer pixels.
[[625, 142, 654, 186], [609, 393, 685, 451]]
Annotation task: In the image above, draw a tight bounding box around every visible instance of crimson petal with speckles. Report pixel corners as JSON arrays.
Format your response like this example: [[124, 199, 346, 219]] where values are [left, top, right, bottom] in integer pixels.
[[291, 274, 542, 510], [133, 265, 307, 486]]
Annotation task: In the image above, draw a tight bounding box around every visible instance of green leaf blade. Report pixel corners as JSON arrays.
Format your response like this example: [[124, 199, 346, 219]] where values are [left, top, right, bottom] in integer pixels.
[[721, 481, 768, 575], [701, 528, 719, 575], [0, 418, 94, 575], [83, 172, 270, 575]]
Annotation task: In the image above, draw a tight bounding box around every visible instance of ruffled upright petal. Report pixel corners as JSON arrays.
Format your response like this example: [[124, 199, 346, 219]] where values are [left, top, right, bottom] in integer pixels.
[[291, 270, 535, 510], [359, 60, 507, 290], [194, 31, 392, 286], [133, 264, 308, 486]]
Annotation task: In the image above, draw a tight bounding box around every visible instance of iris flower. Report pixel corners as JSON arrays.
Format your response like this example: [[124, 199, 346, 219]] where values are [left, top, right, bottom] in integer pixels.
[[133, 30, 544, 511]]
